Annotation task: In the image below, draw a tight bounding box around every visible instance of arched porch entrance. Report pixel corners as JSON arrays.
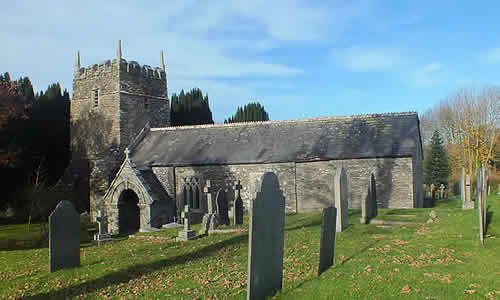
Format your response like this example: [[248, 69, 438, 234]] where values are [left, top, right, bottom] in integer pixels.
[[118, 189, 140, 233]]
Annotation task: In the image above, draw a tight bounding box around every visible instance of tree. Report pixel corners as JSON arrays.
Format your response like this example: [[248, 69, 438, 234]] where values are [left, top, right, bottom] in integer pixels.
[[424, 130, 450, 188], [170, 88, 214, 126], [224, 102, 269, 123]]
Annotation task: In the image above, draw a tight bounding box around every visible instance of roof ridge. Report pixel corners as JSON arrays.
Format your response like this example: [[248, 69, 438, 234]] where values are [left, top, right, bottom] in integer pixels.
[[150, 111, 418, 132]]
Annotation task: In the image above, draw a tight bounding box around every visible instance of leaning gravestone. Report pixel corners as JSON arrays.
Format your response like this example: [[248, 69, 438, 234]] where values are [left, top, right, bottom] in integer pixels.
[[318, 206, 337, 275], [333, 167, 349, 232], [49, 200, 80, 272], [247, 172, 285, 300], [216, 188, 230, 225], [361, 173, 378, 224]]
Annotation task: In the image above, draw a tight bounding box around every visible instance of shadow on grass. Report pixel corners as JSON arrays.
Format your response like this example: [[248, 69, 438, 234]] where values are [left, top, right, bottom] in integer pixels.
[[24, 234, 249, 300], [285, 218, 322, 232], [485, 205, 493, 235]]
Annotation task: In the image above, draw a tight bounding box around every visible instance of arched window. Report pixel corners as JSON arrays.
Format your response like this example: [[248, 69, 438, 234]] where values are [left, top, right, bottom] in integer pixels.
[[194, 187, 200, 209]]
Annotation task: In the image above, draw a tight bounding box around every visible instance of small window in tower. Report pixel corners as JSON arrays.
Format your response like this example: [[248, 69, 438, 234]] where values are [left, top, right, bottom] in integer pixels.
[[144, 97, 149, 109], [93, 89, 99, 107]]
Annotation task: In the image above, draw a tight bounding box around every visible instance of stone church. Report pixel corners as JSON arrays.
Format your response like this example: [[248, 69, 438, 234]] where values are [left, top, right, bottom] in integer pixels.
[[70, 42, 424, 234]]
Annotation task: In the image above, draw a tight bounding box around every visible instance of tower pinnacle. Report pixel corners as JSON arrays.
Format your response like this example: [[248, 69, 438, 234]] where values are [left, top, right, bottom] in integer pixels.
[[117, 40, 122, 60], [74, 50, 80, 75], [160, 50, 165, 71]]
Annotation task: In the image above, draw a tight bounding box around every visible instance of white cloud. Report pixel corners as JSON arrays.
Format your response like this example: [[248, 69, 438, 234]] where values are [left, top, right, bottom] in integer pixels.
[[334, 46, 403, 72], [411, 63, 444, 87]]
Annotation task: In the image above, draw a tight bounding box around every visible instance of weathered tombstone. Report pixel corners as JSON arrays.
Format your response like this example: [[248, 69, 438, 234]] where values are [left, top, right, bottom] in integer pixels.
[[439, 184, 445, 199], [216, 188, 230, 225], [318, 206, 337, 275], [430, 183, 435, 200], [49, 200, 80, 272], [361, 173, 377, 224], [200, 180, 218, 235], [333, 167, 349, 232], [177, 205, 196, 241], [93, 210, 112, 245], [247, 172, 285, 300], [231, 180, 244, 225]]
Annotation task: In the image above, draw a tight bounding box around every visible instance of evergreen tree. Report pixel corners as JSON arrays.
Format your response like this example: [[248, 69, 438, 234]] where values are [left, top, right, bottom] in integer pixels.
[[170, 88, 214, 126], [424, 130, 450, 187], [224, 102, 269, 123]]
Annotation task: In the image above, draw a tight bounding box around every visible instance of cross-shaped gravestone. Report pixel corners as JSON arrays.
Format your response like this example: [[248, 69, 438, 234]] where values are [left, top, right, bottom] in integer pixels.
[[96, 210, 106, 235], [203, 180, 217, 214], [439, 184, 445, 199], [181, 205, 191, 231], [430, 183, 435, 199], [200, 180, 219, 235], [178, 205, 196, 241], [94, 210, 112, 245], [233, 180, 244, 225]]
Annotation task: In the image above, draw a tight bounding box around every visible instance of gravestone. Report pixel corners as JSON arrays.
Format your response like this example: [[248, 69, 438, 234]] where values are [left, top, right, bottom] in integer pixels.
[[465, 174, 472, 207], [216, 188, 230, 225], [439, 184, 445, 199], [49, 200, 80, 272], [247, 172, 285, 300], [460, 168, 465, 205], [430, 183, 435, 200], [360, 173, 377, 224], [200, 180, 218, 235], [233, 180, 244, 225], [333, 167, 349, 232], [477, 167, 485, 245], [177, 205, 196, 241], [93, 210, 112, 245], [318, 206, 337, 275]]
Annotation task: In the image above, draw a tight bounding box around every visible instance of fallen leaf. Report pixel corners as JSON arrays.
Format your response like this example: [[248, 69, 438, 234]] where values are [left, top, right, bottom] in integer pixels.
[[401, 285, 411, 294], [464, 289, 476, 294]]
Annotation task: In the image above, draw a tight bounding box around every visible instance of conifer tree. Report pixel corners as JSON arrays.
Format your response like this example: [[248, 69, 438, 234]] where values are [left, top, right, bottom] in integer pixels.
[[224, 102, 269, 123], [170, 88, 214, 126], [424, 130, 450, 187]]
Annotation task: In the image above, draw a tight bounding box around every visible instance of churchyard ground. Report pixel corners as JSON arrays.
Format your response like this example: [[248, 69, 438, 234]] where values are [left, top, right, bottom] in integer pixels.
[[0, 194, 499, 299]]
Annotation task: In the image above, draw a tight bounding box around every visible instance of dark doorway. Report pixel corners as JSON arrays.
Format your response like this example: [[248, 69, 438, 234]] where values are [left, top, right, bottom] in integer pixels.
[[118, 189, 140, 234]]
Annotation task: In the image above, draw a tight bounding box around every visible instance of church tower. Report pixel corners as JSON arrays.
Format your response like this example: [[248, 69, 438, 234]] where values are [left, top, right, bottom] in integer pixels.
[[70, 40, 170, 214]]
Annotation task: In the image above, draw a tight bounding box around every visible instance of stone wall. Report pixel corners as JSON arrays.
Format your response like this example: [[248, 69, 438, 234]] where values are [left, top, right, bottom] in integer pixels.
[[296, 157, 414, 211], [173, 163, 297, 213], [159, 156, 416, 218]]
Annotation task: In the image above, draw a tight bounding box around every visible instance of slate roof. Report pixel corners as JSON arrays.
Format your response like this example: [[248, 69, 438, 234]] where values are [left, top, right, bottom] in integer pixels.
[[129, 112, 422, 168]]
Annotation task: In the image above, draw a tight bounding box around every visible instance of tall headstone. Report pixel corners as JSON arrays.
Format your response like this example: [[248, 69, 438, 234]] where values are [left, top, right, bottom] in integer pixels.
[[247, 172, 285, 300], [460, 167, 465, 206], [439, 184, 445, 199], [430, 183, 435, 200], [361, 173, 378, 224], [216, 188, 230, 225], [233, 180, 244, 226], [333, 167, 349, 232], [318, 206, 337, 275], [49, 200, 80, 272], [200, 180, 218, 234], [465, 175, 472, 207], [177, 205, 196, 241], [477, 167, 484, 246]]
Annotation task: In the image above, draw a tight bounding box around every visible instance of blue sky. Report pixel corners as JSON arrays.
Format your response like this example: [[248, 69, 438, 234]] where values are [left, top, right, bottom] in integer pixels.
[[2, 1, 500, 123]]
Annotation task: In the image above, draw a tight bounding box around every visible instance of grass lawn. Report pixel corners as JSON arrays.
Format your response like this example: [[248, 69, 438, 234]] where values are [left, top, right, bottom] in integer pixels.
[[0, 194, 498, 299]]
